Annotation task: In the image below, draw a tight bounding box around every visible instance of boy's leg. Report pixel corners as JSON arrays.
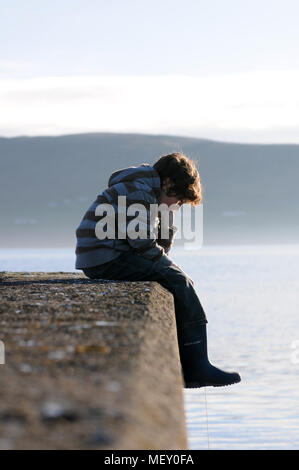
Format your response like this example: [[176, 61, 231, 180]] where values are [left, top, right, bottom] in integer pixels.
[[83, 252, 241, 388], [83, 251, 207, 327]]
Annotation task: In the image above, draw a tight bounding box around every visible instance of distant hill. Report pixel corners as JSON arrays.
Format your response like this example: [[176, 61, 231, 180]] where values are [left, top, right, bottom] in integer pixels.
[[0, 132, 298, 248]]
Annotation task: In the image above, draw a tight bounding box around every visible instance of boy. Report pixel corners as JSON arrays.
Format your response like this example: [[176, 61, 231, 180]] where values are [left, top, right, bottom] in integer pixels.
[[75, 152, 241, 388]]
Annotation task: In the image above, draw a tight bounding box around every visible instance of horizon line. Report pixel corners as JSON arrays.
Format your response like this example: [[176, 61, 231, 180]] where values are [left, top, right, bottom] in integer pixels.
[[0, 130, 298, 147]]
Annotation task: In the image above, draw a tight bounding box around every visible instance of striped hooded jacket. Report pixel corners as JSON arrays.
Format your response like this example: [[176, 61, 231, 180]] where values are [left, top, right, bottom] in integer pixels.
[[75, 163, 178, 269]]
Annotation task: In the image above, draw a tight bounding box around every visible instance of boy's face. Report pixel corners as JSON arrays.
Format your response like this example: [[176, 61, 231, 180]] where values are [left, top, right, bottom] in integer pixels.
[[159, 178, 181, 210]]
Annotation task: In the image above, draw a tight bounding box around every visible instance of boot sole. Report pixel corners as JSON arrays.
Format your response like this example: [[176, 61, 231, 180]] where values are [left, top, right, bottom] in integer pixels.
[[185, 378, 241, 389]]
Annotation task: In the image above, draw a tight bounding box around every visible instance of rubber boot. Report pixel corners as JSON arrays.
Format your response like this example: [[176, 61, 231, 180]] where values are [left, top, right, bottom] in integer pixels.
[[177, 323, 241, 388]]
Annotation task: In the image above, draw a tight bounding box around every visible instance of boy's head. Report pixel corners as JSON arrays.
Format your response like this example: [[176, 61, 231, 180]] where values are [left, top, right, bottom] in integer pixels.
[[153, 152, 202, 207]]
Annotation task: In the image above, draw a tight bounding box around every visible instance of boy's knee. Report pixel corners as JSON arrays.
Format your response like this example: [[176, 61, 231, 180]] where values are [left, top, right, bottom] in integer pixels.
[[168, 262, 195, 287], [164, 265, 194, 289]]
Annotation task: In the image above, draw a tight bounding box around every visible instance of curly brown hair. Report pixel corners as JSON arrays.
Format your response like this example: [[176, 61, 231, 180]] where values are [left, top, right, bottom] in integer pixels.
[[153, 152, 202, 206]]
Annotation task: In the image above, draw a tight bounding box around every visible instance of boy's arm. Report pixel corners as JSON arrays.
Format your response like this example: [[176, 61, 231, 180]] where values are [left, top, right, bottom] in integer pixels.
[[156, 209, 195, 286], [124, 191, 166, 261], [156, 210, 178, 255]]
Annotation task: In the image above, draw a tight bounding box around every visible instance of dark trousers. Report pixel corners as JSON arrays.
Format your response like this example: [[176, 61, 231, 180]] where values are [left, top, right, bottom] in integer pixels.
[[82, 251, 208, 329]]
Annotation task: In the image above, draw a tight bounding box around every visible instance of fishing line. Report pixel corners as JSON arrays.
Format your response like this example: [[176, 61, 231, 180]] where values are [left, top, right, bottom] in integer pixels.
[[204, 387, 210, 449]]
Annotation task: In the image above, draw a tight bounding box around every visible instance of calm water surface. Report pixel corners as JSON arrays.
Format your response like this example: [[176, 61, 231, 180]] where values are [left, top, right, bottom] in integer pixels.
[[1, 245, 298, 449]]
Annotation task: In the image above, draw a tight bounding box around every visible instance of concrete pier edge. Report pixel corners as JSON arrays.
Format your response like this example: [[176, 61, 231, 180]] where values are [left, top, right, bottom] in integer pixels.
[[0, 271, 188, 450]]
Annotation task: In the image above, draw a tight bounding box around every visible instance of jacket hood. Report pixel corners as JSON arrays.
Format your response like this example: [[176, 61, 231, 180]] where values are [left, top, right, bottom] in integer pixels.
[[108, 163, 161, 199]]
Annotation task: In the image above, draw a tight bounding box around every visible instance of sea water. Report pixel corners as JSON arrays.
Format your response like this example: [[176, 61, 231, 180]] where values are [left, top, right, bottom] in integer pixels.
[[1, 245, 298, 449]]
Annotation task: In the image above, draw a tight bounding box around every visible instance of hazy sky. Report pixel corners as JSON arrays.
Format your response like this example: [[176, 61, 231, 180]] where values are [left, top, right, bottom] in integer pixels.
[[1, 0, 299, 142]]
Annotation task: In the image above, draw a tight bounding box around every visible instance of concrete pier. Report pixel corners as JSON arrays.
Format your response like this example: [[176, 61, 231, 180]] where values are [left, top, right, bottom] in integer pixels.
[[0, 272, 188, 450]]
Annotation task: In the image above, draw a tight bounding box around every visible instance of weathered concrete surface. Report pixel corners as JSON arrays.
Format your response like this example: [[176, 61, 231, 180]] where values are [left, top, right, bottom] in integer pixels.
[[0, 271, 188, 450]]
